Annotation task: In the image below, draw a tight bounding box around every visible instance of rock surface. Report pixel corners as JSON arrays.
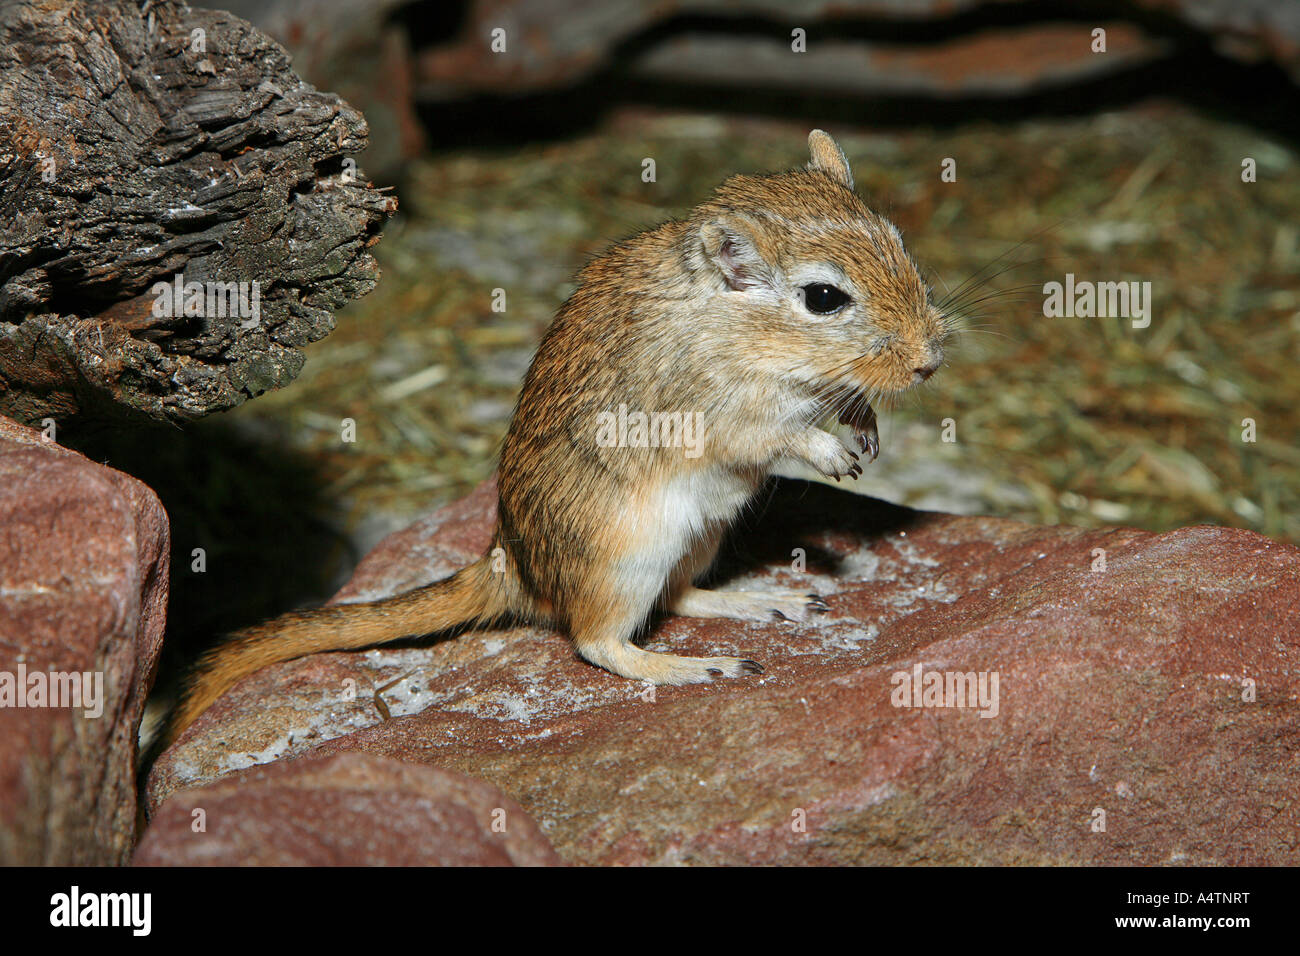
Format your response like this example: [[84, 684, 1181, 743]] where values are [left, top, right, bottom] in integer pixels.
[[0, 415, 168, 864], [135, 751, 560, 865], [219, 0, 1300, 105], [403, 0, 1296, 97], [148, 476, 1300, 865], [413, 2, 1161, 100]]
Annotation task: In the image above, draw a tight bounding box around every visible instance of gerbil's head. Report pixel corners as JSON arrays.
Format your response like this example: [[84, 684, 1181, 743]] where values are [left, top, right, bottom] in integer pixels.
[[690, 130, 948, 406]]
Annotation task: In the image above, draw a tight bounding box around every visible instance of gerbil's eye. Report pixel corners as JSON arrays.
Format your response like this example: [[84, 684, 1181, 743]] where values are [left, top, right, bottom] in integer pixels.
[[802, 283, 850, 315]]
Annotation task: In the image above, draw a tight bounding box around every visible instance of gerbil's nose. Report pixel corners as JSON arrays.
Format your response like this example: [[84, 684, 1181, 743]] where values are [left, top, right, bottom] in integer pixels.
[[913, 344, 943, 383]]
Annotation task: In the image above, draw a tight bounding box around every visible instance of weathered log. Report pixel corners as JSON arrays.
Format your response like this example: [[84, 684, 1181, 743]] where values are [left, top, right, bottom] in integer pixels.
[[0, 0, 396, 424]]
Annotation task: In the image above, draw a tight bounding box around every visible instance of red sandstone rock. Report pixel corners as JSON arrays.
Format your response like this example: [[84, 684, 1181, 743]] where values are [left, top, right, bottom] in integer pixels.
[[146, 475, 1300, 865], [233, 0, 1300, 144], [405, 1, 1289, 98], [0, 416, 168, 864], [135, 751, 560, 866]]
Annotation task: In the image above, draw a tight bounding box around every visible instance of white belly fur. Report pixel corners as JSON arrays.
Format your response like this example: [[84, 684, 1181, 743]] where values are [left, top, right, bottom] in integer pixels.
[[621, 467, 759, 577]]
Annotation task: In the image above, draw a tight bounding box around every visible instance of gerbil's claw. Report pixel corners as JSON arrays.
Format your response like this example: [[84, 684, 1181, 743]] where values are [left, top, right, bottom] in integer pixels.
[[707, 660, 762, 677], [853, 428, 879, 462], [855, 419, 879, 462], [807, 429, 861, 482], [841, 403, 880, 463], [806, 594, 830, 613]]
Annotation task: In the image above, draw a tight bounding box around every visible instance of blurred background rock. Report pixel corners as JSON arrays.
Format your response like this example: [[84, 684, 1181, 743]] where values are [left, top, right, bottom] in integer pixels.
[[66, 0, 1299, 675]]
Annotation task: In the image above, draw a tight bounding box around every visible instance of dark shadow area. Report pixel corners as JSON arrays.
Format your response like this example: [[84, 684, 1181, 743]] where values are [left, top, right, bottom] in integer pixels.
[[637, 478, 919, 633], [406, 2, 1300, 151], [60, 416, 356, 700], [390, 0, 470, 47], [715, 478, 921, 584]]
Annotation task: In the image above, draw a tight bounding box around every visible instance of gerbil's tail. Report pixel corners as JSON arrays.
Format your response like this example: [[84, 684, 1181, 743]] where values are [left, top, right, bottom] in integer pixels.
[[164, 556, 511, 747]]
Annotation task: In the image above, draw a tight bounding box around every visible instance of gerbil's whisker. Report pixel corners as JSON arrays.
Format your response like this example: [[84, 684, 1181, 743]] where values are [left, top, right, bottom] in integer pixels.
[[938, 263, 1053, 314], [934, 219, 1065, 310], [944, 283, 1043, 317]]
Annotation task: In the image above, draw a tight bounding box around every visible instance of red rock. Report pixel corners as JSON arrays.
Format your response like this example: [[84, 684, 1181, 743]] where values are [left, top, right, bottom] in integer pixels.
[[0, 416, 168, 864], [135, 752, 560, 866], [226, 0, 1300, 141], [408, 0, 1299, 98], [147, 476, 1300, 865], [626, 24, 1159, 98], [414, 2, 1160, 98]]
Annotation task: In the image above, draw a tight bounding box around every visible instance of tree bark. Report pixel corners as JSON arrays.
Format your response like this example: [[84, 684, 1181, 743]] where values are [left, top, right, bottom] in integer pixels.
[[0, 0, 396, 424]]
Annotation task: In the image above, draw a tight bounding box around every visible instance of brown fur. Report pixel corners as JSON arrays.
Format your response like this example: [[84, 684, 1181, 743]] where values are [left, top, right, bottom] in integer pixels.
[[166, 130, 950, 744]]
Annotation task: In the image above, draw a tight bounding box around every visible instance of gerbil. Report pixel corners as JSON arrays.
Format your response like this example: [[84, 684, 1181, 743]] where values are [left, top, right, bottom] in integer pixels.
[[168, 130, 949, 741]]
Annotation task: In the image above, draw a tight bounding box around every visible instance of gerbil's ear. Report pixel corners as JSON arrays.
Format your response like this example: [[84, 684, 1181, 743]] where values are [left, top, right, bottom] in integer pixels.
[[807, 129, 854, 189], [699, 215, 775, 292]]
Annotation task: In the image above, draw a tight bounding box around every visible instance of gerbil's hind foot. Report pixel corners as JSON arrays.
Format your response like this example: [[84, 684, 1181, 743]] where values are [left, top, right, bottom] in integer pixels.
[[576, 631, 762, 686], [569, 571, 764, 687], [590, 642, 759, 686], [672, 585, 829, 623]]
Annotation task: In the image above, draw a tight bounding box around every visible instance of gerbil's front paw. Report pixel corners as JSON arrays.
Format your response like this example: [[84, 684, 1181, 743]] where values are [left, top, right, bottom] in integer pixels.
[[801, 429, 862, 482]]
